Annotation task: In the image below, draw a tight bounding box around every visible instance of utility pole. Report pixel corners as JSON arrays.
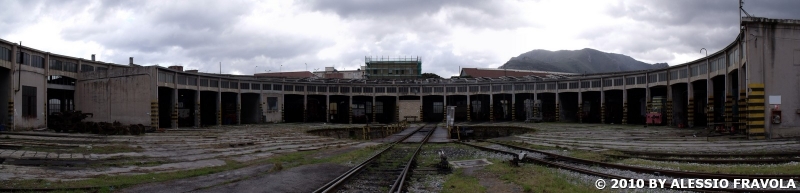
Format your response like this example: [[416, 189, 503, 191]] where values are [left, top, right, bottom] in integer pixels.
[[219, 62, 221, 74]]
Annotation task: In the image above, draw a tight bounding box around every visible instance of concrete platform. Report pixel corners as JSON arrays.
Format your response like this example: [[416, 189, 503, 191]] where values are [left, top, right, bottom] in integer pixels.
[[427, 126, 452, 143], [371, 126, 422, 143], [404, 126, 452, 143]]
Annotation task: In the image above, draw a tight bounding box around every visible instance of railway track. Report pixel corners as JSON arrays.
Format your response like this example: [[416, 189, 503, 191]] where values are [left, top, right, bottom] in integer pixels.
[[314, 124, 437, 193], [618, 150, 800, 158], [460, 140, 800, 192], [605, 154, 800, 164]]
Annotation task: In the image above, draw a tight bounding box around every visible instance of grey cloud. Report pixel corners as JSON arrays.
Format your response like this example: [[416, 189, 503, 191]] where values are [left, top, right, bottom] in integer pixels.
[[582, 0, 800, 64], [303, 0, 491, 19]]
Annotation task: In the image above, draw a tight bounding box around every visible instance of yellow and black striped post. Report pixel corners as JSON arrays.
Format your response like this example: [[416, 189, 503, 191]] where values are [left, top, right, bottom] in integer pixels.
[[600, 103, 605, 123], [622, 102, 628, 124], [151, 101, 159, 129], [349, 106, 353, 124], [281, 103, 285, 123], [555, 103, 560, 122], [372, 103, 376, 123], [532, 104, 538, 122], [739, 91, 747, 134], [707, 95, 714, 127], [747, 84, 765, 139], [725, 94, 733, 128], [511, 102, 516, 121], [666, 100, 672, 125], [442, 105, 447, 123], [7, 101, 13, 130], [172, 102, 178, 127], [197, 103, 201, 125], [396, 105, 400, 122], [419, 104, 423, 122], [578, 103, 583, 123], [466, 103, 471, 122], [490, 104, 494, 122], [687, 98, 694, 126]]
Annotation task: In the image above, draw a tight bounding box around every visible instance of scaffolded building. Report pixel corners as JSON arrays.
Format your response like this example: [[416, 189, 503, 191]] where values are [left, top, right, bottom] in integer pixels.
[[364, 56, 422, 80]]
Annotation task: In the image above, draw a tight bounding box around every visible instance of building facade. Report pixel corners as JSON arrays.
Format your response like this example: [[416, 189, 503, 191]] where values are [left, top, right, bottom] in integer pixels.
[[0, 17, 798, 139]]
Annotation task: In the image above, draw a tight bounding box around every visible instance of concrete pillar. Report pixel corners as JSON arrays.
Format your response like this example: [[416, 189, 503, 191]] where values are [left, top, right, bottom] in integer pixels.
[[489, 94, 494, 122], [600, 90, 606, 123], [236, 92, 241, 125], [687, 81, 694, 127], [466, 94, 471, 122], [533, 93, 538, 121], [7, 45, 16, 130], [348, 95, 352, 124], [442, 95, 447, 122], [326, 95, 330, 123], [667, 85, 673, 126], [511, 94, 516, 121], [578, 91, 583, 123], [707, 74, 714, 125], [303, 94, 308, 122], [217, 81, 222, 126], [555, 92, 560, 122], [372, 96, 376, 123], [195, 90, 201, 127], [172, 74, 178, 129], [622, 89, 627, 124]]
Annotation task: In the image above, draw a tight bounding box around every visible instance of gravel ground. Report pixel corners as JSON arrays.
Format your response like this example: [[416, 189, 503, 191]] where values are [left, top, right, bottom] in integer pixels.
[[193, 163, 350, 193]]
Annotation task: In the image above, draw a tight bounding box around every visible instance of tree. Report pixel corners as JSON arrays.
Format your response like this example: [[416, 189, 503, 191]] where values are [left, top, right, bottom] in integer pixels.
[[421, 72, 442, 79]]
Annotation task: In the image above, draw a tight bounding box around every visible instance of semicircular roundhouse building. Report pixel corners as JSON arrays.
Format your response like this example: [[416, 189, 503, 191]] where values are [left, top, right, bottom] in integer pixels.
[[0, 17, 798, 139]]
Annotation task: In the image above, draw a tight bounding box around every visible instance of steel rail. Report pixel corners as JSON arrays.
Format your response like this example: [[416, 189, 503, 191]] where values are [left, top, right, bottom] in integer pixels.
[[605, 154, 800, 164], [460, 141, 799, 193], [619, 150, 800, 158], [484, 140, 800, 180], [313, 124, 429, 193], [390, 124, 437, 193]]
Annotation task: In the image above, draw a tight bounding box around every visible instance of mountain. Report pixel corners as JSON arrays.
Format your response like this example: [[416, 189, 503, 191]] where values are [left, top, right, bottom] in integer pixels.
[[498, 48, 667, 74]]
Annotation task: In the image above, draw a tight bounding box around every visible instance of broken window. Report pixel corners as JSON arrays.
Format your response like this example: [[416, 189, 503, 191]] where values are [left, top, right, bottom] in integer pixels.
[[267, 97, 278, 112]]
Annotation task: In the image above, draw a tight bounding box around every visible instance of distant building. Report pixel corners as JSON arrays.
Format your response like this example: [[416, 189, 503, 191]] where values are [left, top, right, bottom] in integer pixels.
[[364, 56, 421, 79], [313, 67, 365, 79], [254, 71, 314, 78], [459, 68, 576, 78]]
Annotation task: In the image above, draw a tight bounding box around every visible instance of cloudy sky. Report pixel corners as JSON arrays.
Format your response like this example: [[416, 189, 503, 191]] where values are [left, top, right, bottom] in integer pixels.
[[1, 0, 798, 77]]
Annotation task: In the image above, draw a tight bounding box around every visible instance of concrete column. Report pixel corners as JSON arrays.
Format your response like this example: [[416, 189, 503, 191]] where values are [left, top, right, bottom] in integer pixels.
[[304, 94, 308, 122], [442, 95, 447, 122], [645, 86, 651, 125], [555, 91, 560, 122], [466, 94, 471, 122], [326, 95, 330, 123], [511, 93, 516, 121], [667, 85, 673, 126], [489, 94, 494, 122], [395, 96, 399, 122], [600, 90, 605, 123], [707, 75, 714, 125], [622, 89, 627, 124], [172, 73, 178, 129], [236, 92, 241, 125], [372, 96, 376, 123], [348, 95, 352, 124], [195, 90, 201, 127], [578, 91, 583, 123], [7, 45, 16, 129], [217, 79, 222, 126], [687, 81, 694, 127]]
